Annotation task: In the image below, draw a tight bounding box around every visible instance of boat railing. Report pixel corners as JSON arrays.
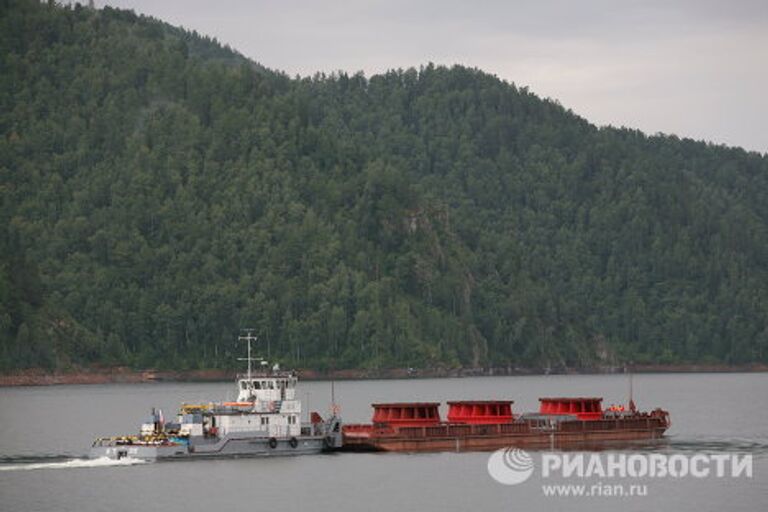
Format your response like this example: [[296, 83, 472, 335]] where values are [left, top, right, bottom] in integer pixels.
[[345, 415, 664, 440], [341, 414, 667, 442], [558, 417, 662, 432], [342, 424, 397, 437], [384, 422, 531, 439]]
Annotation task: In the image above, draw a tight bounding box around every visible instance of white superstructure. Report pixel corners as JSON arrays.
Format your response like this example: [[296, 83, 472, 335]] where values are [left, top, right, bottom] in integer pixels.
[[175, 331, 304, 439], [91, 330, 343, 460]]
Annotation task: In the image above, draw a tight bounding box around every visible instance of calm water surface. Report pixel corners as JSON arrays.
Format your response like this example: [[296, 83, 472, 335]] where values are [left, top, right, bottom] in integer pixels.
[[0, 373, 766, 511]]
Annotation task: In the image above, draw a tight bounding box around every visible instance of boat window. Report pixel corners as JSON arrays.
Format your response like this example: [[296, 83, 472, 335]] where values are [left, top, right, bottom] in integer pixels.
[[254, 381, 261, 390], [261, 416, 269, 425], [240, 382, 247, 390]]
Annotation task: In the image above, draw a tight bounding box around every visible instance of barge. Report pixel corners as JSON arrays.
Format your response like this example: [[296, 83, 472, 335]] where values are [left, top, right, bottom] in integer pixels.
[[342, 398, 669, 452]]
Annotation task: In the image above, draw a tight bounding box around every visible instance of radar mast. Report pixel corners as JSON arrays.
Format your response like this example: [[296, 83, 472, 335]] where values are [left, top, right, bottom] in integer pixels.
[[237, 329, 261, 381]]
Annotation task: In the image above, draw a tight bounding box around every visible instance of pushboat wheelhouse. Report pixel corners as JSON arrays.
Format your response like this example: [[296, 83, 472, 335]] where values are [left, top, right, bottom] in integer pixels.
[[91, 331, 342, 460]]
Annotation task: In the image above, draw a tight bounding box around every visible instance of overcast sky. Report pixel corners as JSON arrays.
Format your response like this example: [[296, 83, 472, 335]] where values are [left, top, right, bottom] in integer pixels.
[[99, 0, 767, 153]]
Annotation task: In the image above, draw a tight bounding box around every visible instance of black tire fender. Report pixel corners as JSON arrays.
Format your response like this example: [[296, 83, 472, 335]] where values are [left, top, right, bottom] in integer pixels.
[[289, 437, 298, 448], [268, 437, 278, 449]]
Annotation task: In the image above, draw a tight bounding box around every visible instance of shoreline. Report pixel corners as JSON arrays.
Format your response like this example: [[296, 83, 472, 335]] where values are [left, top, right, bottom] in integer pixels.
[[1, 363, 767, 387]]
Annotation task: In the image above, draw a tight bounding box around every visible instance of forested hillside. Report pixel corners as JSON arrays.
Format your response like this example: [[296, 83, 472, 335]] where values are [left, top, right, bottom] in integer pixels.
[[2, 0, 768, 372]]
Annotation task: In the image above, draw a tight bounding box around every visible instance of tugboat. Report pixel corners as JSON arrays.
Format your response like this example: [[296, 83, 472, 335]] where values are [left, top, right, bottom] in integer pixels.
[[342, 397, 670, 452], [90, 331, 342, 460]]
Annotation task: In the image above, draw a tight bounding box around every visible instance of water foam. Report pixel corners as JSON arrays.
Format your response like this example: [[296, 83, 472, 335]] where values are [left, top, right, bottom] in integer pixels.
[[0, 456, 148, 472]]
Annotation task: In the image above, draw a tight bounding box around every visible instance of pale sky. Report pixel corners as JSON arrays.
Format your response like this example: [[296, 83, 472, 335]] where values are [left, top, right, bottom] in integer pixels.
[[99, 0, 768, 153]]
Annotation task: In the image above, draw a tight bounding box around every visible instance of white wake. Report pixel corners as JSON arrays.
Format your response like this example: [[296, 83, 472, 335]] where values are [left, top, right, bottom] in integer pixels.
[[0, 456, 148, 472]]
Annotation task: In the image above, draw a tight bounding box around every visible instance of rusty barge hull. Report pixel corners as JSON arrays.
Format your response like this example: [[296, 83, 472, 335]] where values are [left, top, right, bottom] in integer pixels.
[[342, 399, 671, 453], [344, 414, 669, 453], [344, 423, 667, 452]]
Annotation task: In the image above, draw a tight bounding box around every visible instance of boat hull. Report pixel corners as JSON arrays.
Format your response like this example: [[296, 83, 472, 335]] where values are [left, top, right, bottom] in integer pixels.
[[342, 417, 669, 452], [90, 434, 332, 460]]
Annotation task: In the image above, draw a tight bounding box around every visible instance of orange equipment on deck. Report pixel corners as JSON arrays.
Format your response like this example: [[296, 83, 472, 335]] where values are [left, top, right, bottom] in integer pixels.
[[371, 403, 441, 427], [538, 397, 603, 420], [446, 400, 514, 424]]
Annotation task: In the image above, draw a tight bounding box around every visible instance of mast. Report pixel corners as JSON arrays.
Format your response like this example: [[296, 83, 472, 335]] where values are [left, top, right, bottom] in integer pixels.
[[237, 328, 259, 381], [627, 360, 636, 412], [330, 362, 338, 416]]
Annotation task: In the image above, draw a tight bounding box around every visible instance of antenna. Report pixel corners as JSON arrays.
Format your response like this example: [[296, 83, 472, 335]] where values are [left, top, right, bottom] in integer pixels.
[[627, 360, 636, 412], [237, 329, 259, 382], [329, 364, 339, 417]]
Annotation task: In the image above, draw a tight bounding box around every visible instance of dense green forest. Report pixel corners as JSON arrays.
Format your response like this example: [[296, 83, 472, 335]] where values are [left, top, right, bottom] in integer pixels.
[[2, 0, 768, 372]]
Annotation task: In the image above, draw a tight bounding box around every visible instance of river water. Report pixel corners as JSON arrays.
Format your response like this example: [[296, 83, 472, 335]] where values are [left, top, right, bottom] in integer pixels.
[[0, 373, 766, 511]]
